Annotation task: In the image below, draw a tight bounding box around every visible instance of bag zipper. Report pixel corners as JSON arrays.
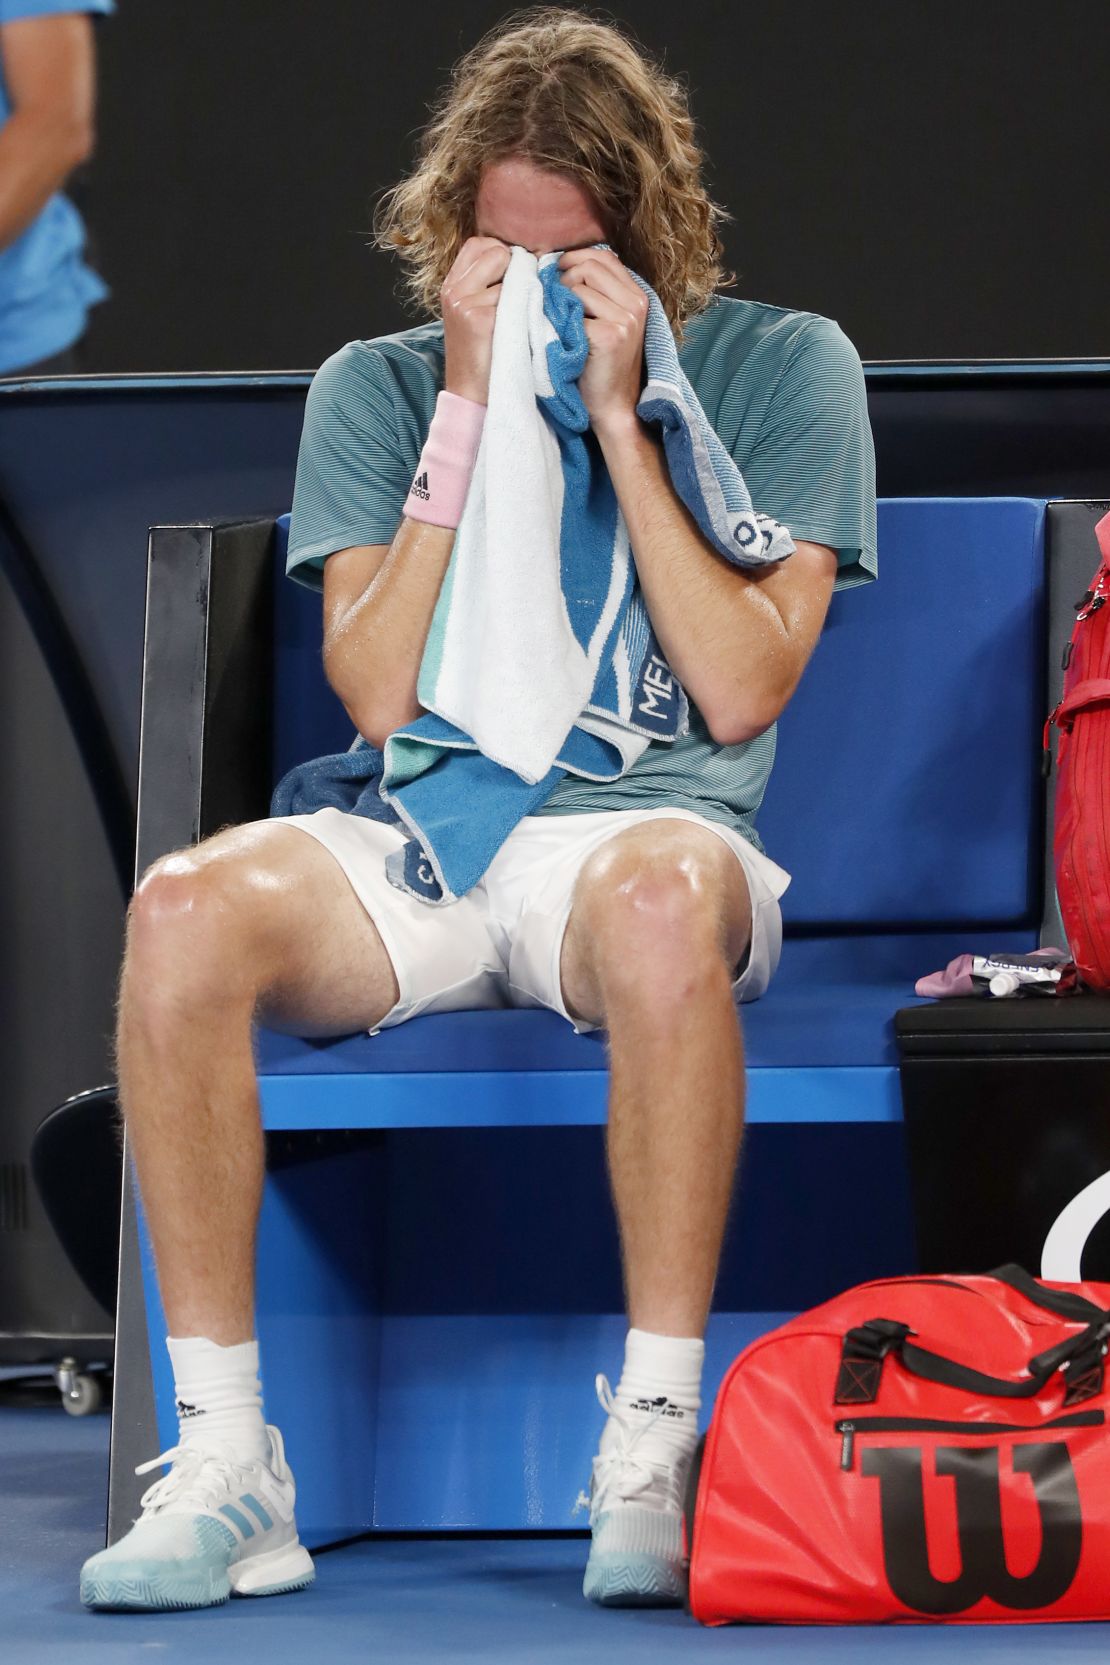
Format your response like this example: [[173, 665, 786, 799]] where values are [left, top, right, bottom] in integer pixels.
[[835, 1410, 1104, 1471]]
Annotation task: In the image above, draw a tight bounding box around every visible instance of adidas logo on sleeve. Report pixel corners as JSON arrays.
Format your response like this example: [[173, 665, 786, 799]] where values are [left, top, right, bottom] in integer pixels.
[[409, 469, 430, 501]]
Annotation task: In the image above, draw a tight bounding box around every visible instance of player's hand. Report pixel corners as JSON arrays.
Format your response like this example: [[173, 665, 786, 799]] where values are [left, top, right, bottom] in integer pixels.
[[557, 247, 648, 435], [440, 237, 512, 405]]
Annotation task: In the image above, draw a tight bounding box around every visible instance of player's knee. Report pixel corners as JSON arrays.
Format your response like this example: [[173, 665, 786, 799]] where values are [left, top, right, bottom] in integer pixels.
[[125, 846, 269, 1005], [578, 855, 728, 1003]]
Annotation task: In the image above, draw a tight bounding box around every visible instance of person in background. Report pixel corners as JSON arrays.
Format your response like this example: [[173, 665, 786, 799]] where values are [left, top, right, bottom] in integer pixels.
[[0, 0, 112, 376]]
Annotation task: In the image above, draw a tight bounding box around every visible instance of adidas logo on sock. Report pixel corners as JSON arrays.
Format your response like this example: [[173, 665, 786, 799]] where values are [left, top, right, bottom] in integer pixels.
[[630, 1395, 687, 1421], [175, 1398, 203, 1418], [409, 470, 430, 500]]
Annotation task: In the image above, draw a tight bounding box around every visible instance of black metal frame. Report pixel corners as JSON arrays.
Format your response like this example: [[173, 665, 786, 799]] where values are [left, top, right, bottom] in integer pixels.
[[108, 518, 275, 1541]]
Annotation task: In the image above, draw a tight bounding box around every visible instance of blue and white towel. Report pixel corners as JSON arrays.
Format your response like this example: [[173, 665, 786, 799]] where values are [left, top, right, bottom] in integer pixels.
[[271, 243, 795, 904]]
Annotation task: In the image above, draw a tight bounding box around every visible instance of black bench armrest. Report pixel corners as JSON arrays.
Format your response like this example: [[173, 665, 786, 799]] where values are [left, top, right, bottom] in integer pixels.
[[136, 517, 276, 880], [110, 516, 276, 1546]]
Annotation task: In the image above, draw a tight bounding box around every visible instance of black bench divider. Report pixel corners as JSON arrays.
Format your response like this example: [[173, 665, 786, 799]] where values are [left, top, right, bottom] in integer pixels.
[[109, 518, 277, 1541]]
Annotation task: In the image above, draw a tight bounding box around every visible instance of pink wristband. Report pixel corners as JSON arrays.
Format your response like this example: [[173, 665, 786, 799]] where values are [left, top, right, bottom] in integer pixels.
[[402, 390, 486, 528]]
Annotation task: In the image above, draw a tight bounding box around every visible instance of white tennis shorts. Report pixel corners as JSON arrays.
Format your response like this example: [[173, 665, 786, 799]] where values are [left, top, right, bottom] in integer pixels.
[[269, 805, 791, 1036]]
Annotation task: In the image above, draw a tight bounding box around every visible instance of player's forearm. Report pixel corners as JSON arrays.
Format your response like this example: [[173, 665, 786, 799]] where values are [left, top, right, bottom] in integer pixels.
[[325, 389, 485, 749], [0, 108, 92, 252], [323, 516, 456, 749], [595, 414, 794, 743]]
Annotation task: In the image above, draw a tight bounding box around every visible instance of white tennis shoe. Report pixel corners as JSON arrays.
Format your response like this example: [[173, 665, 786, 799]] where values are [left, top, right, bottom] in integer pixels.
[[80, 1423, 314, 1611], [578, 1374, 692, 1607]]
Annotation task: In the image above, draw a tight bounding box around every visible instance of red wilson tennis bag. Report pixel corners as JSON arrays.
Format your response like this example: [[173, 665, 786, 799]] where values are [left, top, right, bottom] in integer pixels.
[[1045, 508, 1110, 991], [686, 1266, 1110, 1625]]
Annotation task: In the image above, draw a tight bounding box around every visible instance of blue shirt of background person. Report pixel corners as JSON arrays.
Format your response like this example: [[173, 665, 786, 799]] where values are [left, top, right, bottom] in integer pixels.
[[0, 0, 113, 374]]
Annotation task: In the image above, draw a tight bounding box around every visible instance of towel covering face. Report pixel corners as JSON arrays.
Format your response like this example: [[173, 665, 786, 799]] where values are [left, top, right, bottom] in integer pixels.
[[415, 246, 651, 787], [279, 263, 877, 896]]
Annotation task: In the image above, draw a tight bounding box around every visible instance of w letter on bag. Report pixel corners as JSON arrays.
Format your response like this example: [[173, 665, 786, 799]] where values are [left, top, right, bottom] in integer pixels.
[[861, 1444, 1082, 1615]]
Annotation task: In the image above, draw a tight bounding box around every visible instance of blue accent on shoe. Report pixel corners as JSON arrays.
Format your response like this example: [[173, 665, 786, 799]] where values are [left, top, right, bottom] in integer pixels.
[[583, 1548, 685, 1608], [240, 1492, 274, 1531], [217, 1503, 255, 1538], [80, 1516, 240, 1612]]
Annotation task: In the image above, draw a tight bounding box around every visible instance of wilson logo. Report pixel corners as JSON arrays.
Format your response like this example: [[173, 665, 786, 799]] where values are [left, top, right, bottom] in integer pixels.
[[863, 1443, 1082, 1615]]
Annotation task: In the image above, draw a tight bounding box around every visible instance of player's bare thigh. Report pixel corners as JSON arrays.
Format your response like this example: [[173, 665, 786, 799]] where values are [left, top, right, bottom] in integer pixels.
[[127, 820, 400, 1037], [559, 819, 754, 1028]]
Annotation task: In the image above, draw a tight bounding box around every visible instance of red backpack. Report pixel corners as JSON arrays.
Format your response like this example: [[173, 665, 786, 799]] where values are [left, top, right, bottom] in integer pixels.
[[686, 1267, 1110, 1625], [1046, 509, 1110, 991]]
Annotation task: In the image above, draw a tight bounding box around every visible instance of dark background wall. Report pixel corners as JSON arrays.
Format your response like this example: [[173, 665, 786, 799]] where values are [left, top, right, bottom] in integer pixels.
[[78, 0, 1106, 373]]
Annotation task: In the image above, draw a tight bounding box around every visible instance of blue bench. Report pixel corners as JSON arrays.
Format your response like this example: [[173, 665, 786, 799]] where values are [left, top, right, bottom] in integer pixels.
[[259, 495, 1044, 1099], [131, 496, 1047, 1545]]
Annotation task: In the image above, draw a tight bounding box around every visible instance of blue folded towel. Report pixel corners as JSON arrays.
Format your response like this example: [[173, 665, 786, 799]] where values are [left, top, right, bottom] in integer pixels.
[[271, 245, 794, 903]]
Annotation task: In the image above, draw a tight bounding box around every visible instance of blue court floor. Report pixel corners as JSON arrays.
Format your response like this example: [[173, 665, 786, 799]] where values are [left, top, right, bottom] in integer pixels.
[[4, 1383, 1110, 1663]]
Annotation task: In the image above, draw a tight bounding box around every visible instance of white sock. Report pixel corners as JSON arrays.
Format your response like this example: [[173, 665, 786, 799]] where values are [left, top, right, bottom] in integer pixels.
[[166, 1334, 270, 1463], [606, 1327, 704, 1469]]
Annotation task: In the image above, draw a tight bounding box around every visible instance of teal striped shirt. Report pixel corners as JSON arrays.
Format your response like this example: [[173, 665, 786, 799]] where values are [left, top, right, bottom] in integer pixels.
[[287, 294, 877, 852]]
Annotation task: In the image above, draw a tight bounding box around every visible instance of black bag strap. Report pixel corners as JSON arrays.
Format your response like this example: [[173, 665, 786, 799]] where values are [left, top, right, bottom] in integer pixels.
[[894, 1337, 1056, 1400], [835, 1322, 1059, 1405], [836, 1273, 1110, 1409], [986, 1263, 1109, 1325]]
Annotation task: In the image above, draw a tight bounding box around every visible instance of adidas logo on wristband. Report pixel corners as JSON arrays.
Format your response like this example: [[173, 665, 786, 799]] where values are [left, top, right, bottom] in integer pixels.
[[409, 470, 430, 501]]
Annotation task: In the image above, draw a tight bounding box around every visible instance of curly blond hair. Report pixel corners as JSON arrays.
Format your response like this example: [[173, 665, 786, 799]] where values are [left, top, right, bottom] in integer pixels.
[[370, 5, 735, 345]]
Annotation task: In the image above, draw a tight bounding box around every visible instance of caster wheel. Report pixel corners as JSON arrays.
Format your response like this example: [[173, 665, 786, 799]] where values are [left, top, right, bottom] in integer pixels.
[[61, 1374, 102, 1416]]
